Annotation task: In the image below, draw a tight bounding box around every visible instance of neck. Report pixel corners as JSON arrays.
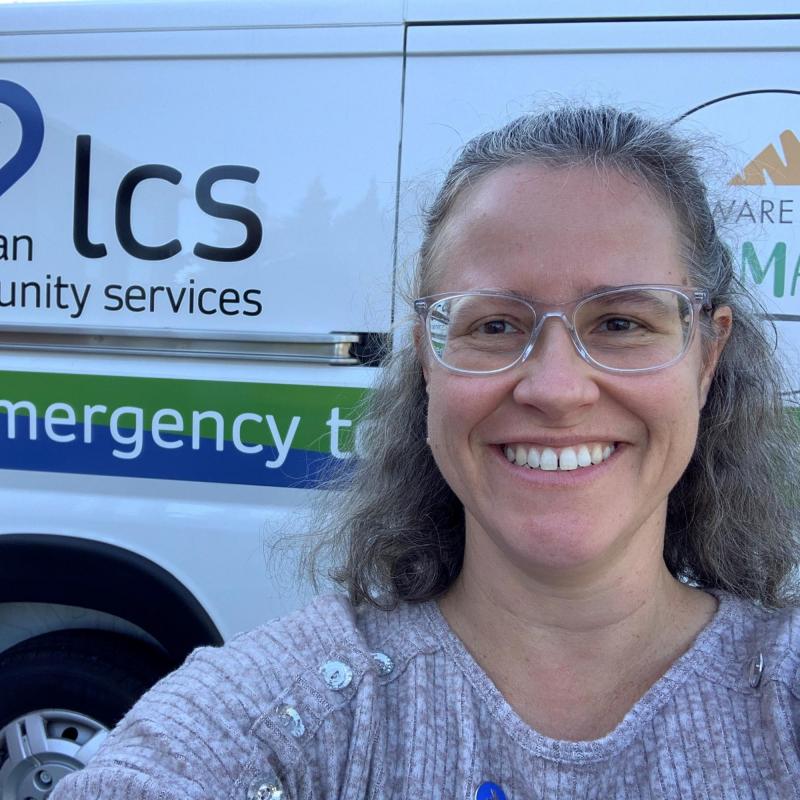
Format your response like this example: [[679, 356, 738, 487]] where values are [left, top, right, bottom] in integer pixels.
[[438, 515, 717, 739], [443, 502, 694, 639], [441, 555, 688, 653]]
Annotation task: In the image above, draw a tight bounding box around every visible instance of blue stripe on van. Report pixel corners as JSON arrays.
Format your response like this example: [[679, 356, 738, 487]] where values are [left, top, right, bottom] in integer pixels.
[[0, 427, 346, 489]]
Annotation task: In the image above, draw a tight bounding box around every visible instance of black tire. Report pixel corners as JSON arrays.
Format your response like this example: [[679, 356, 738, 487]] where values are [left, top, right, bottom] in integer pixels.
[[0, 629, 172, 799]]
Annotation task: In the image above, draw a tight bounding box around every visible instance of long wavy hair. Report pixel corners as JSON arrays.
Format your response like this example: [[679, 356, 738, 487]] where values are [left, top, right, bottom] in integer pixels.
[[308, 105, 800, 609]]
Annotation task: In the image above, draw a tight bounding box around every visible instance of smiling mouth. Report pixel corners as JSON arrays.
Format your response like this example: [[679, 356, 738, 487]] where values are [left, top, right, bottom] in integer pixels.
[[502, 442, 616, 471]]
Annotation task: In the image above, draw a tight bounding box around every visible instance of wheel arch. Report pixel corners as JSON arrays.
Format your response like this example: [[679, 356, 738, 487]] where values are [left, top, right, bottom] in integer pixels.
[[0, 534, 223, 666]]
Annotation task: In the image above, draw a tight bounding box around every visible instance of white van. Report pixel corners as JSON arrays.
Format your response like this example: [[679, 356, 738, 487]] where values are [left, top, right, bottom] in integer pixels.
[[1, 2, 798, 796]]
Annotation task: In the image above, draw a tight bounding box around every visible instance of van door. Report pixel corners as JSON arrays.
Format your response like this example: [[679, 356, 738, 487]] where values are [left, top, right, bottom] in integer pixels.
[[0, 6, 405, 794], [399, 15, 800, 394], [0, 4, 405, 633]]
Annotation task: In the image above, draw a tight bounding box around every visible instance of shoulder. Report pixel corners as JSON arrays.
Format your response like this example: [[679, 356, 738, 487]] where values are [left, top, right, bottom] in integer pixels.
[[744, 599, 800, 694], [191, 593, 442, 797], [697, 592, 800, 696], [207, 592, 368, 686], [233, 592, 442, 753], [218, 592, 440, 703], [50, 593, 441, 800]]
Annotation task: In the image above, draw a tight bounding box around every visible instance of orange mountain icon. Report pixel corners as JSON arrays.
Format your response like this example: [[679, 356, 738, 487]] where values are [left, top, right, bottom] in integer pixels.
[[730, 129, 800, 186]]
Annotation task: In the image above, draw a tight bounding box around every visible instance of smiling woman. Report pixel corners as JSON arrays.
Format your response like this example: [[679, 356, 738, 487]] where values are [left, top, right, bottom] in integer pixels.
[[418, 163, 732, 592], [51, 107, 800, 800], [332, 108, 798, 610]]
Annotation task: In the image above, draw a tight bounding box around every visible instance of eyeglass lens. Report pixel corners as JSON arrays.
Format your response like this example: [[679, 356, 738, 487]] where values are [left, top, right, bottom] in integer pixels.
[[427, 288, 694, 373]]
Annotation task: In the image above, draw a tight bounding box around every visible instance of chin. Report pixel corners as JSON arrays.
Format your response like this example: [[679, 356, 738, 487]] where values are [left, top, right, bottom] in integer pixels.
[[494, 514, 625, 575]]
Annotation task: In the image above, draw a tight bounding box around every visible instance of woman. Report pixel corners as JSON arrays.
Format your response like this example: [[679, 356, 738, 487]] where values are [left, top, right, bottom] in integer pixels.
[[53, 107, 800, 799]]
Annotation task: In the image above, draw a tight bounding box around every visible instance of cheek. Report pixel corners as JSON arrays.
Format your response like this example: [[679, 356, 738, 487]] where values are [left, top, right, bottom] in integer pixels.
[[425, 393, 463, 491], [648, 345, 708, 414], [638, 373, 703, 469], [425, 377, 498, 460], [426, 379, 464, 450]]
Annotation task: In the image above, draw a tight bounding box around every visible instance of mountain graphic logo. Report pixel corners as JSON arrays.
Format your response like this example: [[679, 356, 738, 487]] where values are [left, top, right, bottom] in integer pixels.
[[730, 129, 800, 186]]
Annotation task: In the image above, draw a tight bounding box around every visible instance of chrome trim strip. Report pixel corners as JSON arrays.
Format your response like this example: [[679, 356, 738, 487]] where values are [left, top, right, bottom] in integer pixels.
[[767, 314, 800, 322], [0, 324, 362, 365]]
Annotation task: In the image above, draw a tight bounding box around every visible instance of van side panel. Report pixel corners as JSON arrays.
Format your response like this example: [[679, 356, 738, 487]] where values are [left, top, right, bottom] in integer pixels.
[[0, 16, 404, 638], [401, 19, 800, 393]]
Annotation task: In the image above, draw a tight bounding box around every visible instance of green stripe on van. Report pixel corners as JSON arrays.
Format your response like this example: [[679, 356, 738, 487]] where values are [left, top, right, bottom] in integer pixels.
[[0, 371, 366, 453]]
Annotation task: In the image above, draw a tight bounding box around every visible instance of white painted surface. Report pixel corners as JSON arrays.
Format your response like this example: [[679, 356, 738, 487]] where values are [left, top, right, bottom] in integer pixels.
[[0, 4, 797, 655], [400, 18, 800, 392]]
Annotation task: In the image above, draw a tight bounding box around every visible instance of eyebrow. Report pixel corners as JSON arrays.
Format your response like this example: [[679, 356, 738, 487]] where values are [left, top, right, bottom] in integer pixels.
[[490, 284, 632, 302], [589, 288, 676, 316], [587, 284, 627, 295], [488, 287, 532, 301]]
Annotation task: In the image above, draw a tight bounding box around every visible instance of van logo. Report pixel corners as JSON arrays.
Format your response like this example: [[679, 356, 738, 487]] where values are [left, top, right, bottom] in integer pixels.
[[0, 80, 44, 198], [730, 129, 800, 186], [679, 89, 800, 394]]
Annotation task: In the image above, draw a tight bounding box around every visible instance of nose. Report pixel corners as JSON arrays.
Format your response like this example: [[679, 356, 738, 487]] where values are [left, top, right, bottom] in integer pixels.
[[511, 315, 600, 416]]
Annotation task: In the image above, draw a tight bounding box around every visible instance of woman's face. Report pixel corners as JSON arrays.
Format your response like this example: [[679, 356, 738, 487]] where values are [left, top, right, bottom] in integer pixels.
[[421, 163, 729, 581]]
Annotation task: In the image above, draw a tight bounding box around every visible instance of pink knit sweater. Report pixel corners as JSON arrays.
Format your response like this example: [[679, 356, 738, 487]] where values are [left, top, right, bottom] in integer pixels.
[[51, 591, 800, 799]]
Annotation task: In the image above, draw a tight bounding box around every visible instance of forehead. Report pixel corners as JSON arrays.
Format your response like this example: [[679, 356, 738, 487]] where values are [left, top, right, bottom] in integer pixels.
[[430, 163, 687, 300]]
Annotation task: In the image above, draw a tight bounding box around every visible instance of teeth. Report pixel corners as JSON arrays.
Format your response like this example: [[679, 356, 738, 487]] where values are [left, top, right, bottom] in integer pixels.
[[540, 448, 558, 471], [504, 441, 616, 472], [558, 447, 578, 470]]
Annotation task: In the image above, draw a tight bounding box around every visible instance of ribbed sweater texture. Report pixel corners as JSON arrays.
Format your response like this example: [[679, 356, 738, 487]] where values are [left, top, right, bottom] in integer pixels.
[[51, 591, 800, 799]]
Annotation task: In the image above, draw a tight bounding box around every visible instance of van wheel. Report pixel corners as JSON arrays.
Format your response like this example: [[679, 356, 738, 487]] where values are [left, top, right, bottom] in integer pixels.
[[0, 629, 170, 799]]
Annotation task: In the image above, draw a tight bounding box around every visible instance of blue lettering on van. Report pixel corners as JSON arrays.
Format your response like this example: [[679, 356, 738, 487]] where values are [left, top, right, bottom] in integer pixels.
[[72, 134, 263, 262], [0, 80, 44, 198]]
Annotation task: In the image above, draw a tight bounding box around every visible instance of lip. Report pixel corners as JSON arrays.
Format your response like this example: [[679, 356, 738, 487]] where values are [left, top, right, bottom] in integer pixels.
[[489, 442, 621, 486], [492, 436, 620, 449]]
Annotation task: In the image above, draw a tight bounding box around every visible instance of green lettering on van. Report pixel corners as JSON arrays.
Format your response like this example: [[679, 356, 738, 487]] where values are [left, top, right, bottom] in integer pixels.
[[741, 241, 786, 298], [0, 371, 366, 454]]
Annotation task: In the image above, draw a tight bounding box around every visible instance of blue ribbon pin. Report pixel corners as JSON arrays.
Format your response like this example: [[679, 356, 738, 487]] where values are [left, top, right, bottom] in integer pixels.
[[475, 781, 507, 800]]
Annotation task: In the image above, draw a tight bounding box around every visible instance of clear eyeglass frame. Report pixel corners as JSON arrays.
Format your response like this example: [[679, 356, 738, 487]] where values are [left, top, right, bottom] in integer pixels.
[[413, 284, 713, 376]]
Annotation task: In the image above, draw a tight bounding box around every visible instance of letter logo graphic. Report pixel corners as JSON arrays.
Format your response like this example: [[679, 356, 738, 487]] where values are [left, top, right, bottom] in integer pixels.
[[0, 80, 44, 198], [730, 129, 800, 186]]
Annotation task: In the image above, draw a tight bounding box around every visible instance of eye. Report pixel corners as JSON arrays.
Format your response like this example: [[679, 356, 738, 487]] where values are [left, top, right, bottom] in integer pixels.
[[477, 319, 519, 335], [596, 317, 643, 333]]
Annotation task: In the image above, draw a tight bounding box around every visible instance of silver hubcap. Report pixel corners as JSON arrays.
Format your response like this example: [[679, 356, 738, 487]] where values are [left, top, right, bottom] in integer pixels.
[[0, 710, 108, 799]]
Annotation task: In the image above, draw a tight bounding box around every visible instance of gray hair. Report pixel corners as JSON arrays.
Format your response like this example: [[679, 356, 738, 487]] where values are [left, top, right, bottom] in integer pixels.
[[309, 105, 800, 609]]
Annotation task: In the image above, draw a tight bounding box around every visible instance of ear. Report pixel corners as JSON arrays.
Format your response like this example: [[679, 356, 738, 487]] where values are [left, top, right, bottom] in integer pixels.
[[699, 305, 732, 408], [413, 322, 431, 389]]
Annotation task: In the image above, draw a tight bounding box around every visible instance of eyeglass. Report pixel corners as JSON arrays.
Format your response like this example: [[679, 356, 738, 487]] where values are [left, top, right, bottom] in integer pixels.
[[414, 285, 712, 376]]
